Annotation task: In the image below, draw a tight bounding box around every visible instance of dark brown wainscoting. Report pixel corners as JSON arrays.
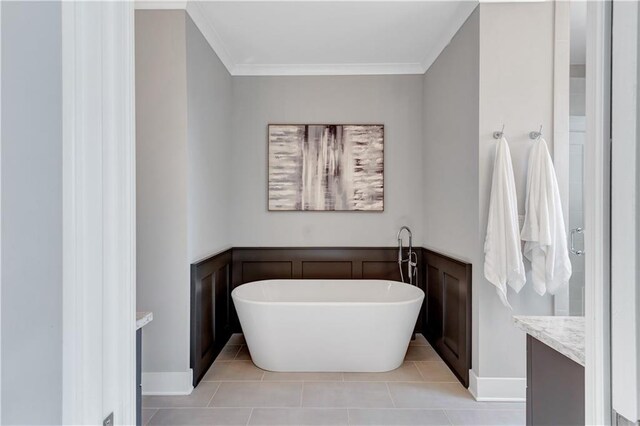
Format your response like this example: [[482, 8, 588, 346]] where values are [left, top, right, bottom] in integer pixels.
[[190, 247, 471, 388], [422, 248, 472, 387], [190, 249, 232, 386]]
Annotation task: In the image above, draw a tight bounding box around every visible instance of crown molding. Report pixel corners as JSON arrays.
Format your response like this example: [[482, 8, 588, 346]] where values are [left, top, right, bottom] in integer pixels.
[[134, 0, 187, 10], [233, 62, 425, 76], [420, 2, 478, 73], [184, 1, 237, 74]]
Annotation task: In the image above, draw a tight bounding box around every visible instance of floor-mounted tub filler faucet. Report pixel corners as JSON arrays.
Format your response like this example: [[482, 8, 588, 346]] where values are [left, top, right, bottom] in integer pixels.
[[397, 226, 418, 285]]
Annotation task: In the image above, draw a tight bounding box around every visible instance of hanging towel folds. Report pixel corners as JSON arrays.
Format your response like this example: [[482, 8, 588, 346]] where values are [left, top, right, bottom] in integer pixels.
[[521, 137, 572, 296], [484, 137, 526, 309]]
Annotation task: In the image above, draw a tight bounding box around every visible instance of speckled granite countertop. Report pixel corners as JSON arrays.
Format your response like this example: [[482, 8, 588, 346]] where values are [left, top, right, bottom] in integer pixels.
[[513, 316, 585, 366], [136, 311, 153, 330]]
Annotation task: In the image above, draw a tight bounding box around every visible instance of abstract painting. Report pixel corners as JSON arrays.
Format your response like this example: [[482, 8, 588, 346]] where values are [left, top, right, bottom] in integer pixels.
[[268, 124, 384, 211]]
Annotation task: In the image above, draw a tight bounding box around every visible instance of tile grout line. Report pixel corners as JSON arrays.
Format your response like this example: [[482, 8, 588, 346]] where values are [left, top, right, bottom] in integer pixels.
[[442, 408, 455, 426], [206, 381, 222, 407], [245, 408, 254, 426], [144, 408, 159, 426], [412, 361, 426, 381], [384, 382, 396, 409], [231, 344, 242, 360]]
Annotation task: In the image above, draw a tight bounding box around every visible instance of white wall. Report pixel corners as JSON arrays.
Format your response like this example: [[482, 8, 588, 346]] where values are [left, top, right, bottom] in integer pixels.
[[136, 10, 191, 388], [1, 1, 63, 422], [136, 10, 233, 393], [231, 75, 424, 246], [477, 2, 555, 381], [423, 2, 556, 397], [186, 14, 233, 261]]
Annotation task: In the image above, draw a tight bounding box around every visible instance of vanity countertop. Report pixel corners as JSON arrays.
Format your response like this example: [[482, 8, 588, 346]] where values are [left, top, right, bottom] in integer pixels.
[[136, 311, 153, 330], [513, 315, 584, 366]]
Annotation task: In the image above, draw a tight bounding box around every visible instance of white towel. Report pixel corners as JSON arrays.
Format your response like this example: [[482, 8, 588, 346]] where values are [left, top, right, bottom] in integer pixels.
[[484, 137, 526, 309], [521, 137, 572, 296]]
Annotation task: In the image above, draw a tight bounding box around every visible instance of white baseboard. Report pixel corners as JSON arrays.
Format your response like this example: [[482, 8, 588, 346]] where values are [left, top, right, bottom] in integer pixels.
[[468, 370, 526, 402], [142, 370, 194, 395]]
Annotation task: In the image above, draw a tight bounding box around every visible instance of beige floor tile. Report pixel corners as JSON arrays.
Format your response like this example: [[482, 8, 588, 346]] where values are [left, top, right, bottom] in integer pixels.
[[344, 363, 424, 382], [147, 408, 251, 425], [415, 362, 458, 382], [348, 408, 451, 425], [228, 333, 246, 345], [248, 408, 349, 425], [235, 345, 252, 360], [302, 381, 394, 408], [404, 346, 440, 362], [409, 334, 431, 347], [203, 360, 265, 381], [142, 409, 158, 425], [389, 382, 505, 409], [216, 345, 242, 361], [263, 371, 343, 381], [210, 381, 303, 407], [142, 381, 220, 408], [444, 409, 525, 425]]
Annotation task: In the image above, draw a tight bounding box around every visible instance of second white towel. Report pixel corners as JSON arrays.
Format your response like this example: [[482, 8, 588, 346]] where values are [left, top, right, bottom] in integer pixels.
[[521, 137, 572, 296]]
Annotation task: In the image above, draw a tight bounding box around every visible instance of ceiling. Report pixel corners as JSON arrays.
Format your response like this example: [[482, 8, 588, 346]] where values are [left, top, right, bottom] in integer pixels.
[[137, 1, 479, 76]]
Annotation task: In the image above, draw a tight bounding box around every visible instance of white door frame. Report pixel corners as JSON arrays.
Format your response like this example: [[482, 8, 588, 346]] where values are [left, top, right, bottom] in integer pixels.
[[0, 2, 3, 421], [585, 0, 612, 424], [611, 0, 640, 422], [62, 2, 137, 425]]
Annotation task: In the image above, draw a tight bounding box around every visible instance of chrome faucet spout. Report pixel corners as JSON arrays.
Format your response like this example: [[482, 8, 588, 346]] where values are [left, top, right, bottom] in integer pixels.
[[397, 226, 413, 248], [397, 226, 415, 285]]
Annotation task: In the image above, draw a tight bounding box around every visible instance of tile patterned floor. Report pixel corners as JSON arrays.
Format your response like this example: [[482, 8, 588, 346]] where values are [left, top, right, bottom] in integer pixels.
[[143, 334, 525, 426]]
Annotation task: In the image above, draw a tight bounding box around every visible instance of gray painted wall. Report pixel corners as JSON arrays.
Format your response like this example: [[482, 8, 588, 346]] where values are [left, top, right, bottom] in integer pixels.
[[231, 75, 424, 246], [186, 14, 233, 261], [477, 2, 555, 379], [423, 2, 556, 382], [136, 10, 190, 376], [1, 1, 63, 423], [136, 10, 233, 384], [422, 7, 481, 375]]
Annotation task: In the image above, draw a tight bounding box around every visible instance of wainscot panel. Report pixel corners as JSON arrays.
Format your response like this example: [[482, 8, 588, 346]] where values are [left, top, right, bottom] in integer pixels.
[[190, 249, 233, 386], [422, 248, 472, 387]]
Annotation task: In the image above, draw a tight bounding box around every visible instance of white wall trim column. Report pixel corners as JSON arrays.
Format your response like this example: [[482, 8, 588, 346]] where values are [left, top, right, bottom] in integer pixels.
[[0, 2, 3, 420], [62, 2, 136, 424], [585, 0, 612, 424], [611, 0, 640, 422]]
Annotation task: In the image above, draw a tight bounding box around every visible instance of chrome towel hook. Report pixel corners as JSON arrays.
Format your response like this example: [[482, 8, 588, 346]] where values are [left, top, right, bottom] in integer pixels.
[[529, 125, 543, 140], [493, 124, 505, 140]]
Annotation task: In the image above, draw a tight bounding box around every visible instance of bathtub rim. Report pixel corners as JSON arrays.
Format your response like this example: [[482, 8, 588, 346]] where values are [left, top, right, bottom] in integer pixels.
[[231, 278, 425, 307]]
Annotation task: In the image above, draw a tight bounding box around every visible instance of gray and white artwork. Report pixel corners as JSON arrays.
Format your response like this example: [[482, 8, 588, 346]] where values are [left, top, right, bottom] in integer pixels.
[[268, 124, 384, 211]]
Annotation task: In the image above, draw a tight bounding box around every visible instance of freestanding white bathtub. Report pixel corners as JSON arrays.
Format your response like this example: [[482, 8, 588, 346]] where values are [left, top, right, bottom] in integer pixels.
[[231, 279, 424, 372]]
